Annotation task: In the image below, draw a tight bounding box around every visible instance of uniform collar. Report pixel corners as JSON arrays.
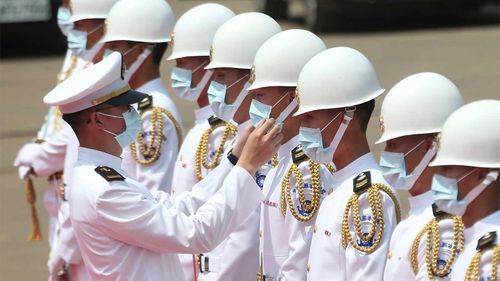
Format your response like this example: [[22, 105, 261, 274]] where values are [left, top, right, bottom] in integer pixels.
[[470, 210, 500, 233], [407, 190, 433, 217], [332, 153, 378, 185], [278, 135, 299, 161], [136, 77, 166, 93], [77, 147, 122, 171], [236, 119, 252, 136], [195, 105, 214, 123]]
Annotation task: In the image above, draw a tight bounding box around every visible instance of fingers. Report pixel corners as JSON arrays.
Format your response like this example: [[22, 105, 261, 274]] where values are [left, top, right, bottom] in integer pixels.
[[256, 118, 276, 134]]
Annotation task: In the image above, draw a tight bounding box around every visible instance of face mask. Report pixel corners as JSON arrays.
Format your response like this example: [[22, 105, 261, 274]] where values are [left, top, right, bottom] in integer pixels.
[[103, 48, 114, 59], [122, 45, 152, 83], [299, 109, 354, 164], [67, 24, 102, 55], [171, 63, 212, 101], [207, 74, 250, 122], [57, 6, 73, 37], [98, 108, 142, 149], [380, 140, 437, 190], [431, 169, 499, 216], [249, 91, 298, 128]]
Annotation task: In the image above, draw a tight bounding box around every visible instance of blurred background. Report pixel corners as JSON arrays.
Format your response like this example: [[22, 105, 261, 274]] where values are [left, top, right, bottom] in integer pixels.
[[0, 0, 499, 279]]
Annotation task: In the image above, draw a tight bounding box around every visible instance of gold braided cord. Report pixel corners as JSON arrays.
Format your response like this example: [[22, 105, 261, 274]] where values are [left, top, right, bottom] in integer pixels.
[[56, 55, 78, 84], [341, 183, 402, 254], [272, 154, 278, 168], [130, 107, 182, 165], [194, 122, 237, 181], [280, 160, 322, 222], [409, 215, 465, 280], [324, 163, 336, 175], [465, 243, 500, 281]]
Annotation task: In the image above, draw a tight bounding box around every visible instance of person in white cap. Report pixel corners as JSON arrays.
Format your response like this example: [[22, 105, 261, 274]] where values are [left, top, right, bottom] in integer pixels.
[[380, 73, 465, 281], [299, 47, 401, 280], [101, 0, 182, 193], [166, 4, 236, 280], [245, 29, 332, 281], [43, 51, 282, 281], [422, 100, 499, 281], [13, 2, 117, 279], [190, 12, 281, 281]]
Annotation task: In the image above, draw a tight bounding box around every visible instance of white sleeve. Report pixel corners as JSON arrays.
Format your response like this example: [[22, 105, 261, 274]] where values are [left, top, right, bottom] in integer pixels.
[[13, 125, 72, 177], [95, 165, 263, 254], [344, 191, 398, 281], [215, 208, 260, 280], [170, 158, 234, 215], [56, 201, 83, 264]]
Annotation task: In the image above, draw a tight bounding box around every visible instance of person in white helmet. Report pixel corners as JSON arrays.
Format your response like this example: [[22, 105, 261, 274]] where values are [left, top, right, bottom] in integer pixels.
[[245, 29, 332, 281], [166, 4, 236, 280], [300, 47, 402, 281], [380, 73, 465, 281], [101, 0, 182, 193], [43, 52, 283, 281], [190, 12, 281, 281], [425, 100, 499, 281]]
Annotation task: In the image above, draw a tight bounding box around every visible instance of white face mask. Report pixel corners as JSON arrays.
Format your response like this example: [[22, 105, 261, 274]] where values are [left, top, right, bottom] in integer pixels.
[[57, 6, 73, 36], [380, 140, 438, 190], [98, 108, 142, 149], [171, 62, 212, 102], [431, 169, 499, 216], [207, 74, 250, 122], [249, 90, 298, 128], [122, 45, 153, 83], [299, 109, 354, 164]]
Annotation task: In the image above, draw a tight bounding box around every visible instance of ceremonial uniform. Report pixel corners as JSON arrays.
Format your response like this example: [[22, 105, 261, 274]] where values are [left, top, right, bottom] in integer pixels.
[[173, 109, 236, 280], [259, 138, 334, 280], [197, 119, 271, 281], [451, 211, 500, 281], [307, 154, 400, 281], [121, 77, 183, 193], [383, 191, 434, 280]]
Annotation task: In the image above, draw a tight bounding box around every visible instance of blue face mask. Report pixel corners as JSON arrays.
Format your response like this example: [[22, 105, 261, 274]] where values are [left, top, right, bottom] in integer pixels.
[[207, 74, 249, 122], [249, 91, 297, 127], [98, 108, 142, 149], [57, 6, 73, 37], [299, 112, 342, 164], [380, 139, 436, 191], [431, 169, 498, 216], [171, 62, 211, 102], [67, 24, 102, 55]]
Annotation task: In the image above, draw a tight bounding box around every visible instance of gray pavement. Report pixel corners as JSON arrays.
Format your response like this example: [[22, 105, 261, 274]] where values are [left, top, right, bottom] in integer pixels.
[[0, 0, 499, 279]]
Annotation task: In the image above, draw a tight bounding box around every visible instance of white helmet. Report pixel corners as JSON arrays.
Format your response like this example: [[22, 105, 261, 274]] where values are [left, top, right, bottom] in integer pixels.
[[247, 29, 326, 91], [70, 0, 119, 22], [430, 100, 500, 168], [376, 72, 464, 144], [101, 0, 175, 43], [293, 47, 384, 116], [167, 3, 235, 61], [205, 12, 281, 70]]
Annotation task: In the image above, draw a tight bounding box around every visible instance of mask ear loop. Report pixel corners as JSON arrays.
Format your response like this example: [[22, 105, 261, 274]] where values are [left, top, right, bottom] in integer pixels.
[[459, 170, 499, 206], [404, 139, 427, 157]]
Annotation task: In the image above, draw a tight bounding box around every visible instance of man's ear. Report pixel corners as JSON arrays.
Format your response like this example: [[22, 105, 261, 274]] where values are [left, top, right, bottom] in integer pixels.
[[88, 112, 105, 130]]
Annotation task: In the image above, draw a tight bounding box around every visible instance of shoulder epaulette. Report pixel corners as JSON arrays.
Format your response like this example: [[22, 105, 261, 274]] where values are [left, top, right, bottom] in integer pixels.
[[291, 145, 308, 165], [431, 203, 448, 218], [138, 95, 153, 111], [477, 231, 497, 250], [208, 115, 224, 127], [94, 166, 125, 182], [353, 171, 371, 194]]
